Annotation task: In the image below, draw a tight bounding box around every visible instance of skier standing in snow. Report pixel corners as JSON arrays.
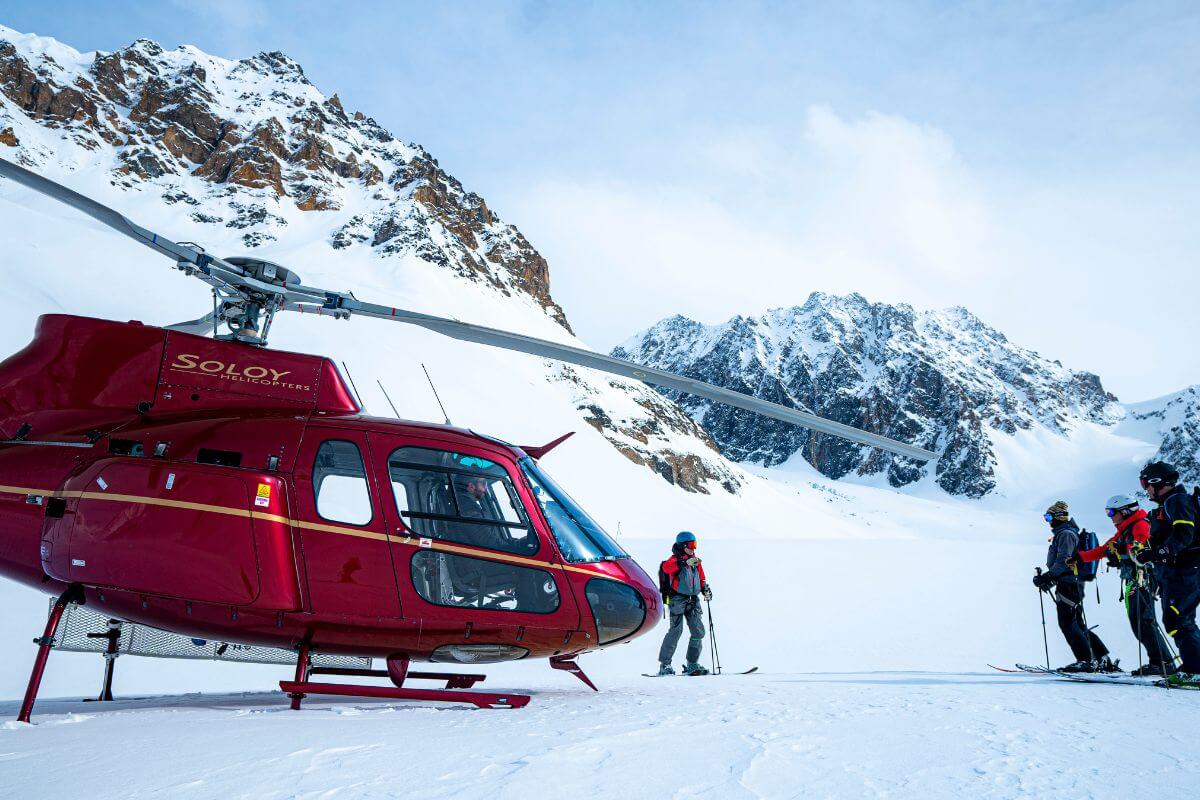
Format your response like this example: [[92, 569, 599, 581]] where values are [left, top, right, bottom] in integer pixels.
[[1132, 462, 1200, 684], [657, 531, 712, 676], [1071, 494, 1174, 676], [1033, 501, 1116, 672]]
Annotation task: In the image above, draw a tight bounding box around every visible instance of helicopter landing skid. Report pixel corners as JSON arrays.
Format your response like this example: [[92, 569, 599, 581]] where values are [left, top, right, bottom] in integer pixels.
[[283, 651, 527, 710], [279, 680, 529, 709]]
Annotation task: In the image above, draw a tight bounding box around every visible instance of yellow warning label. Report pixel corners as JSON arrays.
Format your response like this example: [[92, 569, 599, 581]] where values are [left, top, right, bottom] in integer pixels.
[[255, 483, 271, 507]]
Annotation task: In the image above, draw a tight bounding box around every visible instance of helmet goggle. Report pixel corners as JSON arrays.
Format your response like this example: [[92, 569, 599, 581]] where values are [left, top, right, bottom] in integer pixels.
[[1043, 513, 1055, 522], [1139, 476, 1166, 488], [1106, 508, 1117, 517]]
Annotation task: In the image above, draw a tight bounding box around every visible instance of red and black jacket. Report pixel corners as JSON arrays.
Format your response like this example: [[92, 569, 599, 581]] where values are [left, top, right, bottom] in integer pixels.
[[1078, 508, 1150, 563], [660, 552, 708, 595]]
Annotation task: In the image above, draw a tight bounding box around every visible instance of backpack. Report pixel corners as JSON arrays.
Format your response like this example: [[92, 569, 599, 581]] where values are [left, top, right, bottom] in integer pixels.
[[657, 556, 684, 600], [1076, 528, 1100, 581]]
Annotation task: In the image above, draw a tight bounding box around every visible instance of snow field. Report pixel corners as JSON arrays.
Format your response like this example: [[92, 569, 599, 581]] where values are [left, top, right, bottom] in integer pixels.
[[2, 531, 1191, 799]]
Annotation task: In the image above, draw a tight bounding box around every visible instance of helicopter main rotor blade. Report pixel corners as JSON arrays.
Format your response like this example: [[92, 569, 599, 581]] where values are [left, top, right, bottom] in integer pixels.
[[0, 157, 216, 267], [0, 157, 338, 313], [287, 300, 938, 462], [0, 157, 935, 461]]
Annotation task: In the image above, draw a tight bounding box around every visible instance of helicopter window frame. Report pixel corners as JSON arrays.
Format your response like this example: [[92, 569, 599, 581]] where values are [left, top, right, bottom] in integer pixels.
[[311, 438, 375, 527], [386, 446, 540, 558], [409, 550, 561, 614], [518, 457, 629, 564]]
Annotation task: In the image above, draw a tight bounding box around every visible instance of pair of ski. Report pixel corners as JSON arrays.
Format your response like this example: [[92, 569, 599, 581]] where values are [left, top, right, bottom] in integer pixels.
[[642, 667, 759, 677], [989, 663, 1197, 689]]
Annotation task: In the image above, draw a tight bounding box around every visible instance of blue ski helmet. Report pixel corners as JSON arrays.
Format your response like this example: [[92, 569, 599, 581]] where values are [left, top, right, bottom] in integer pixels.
[[675, 531, 697, 545]]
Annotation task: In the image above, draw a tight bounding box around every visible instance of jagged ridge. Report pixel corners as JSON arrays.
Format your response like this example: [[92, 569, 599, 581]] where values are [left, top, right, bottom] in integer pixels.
[[614, 292, 1122, 497]]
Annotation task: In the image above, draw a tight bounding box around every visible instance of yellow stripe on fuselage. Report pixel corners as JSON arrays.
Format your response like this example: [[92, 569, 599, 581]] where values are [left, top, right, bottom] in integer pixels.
[[1, 483, 609, 577]]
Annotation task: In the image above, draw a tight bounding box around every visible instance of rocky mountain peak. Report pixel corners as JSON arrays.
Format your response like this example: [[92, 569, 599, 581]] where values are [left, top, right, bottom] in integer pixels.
[[616, 292, 1123, 497], [0, 24, 569, 328]]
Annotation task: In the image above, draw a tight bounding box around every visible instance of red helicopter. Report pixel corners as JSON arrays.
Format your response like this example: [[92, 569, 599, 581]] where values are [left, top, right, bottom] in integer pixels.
[[0, 157, 935, 721]]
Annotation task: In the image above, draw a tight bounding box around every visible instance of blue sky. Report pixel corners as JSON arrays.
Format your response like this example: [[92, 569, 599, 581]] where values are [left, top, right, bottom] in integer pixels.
[[3, 2, 1198, 399]]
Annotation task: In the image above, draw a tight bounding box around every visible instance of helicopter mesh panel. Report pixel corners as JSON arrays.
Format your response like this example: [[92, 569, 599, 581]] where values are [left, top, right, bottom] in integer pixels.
[[47, 601, 370, 669]]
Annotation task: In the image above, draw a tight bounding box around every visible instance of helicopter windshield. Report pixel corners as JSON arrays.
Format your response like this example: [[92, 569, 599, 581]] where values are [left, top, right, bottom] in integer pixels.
[[519, 457, 628, 563]]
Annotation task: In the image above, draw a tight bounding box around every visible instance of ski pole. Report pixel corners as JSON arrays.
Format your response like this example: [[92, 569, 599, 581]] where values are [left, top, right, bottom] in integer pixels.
[[1036, 568, 1051, 671], [1128, 580, 1143, 679], [704, 596, 722, 676], [1078, 584, 1096, 664]]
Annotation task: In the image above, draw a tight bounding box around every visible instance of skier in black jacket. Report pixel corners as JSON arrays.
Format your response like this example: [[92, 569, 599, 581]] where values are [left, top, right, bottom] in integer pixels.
[[1133, 461, 1200, 683], [1033, 500, 1115, 672]]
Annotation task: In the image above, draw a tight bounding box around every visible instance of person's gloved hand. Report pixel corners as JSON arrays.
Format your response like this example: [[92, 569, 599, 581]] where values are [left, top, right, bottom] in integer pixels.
[[1104, 551, 1121, 568], [702, 586, 713, 601], [1133, 547, 1166, 567], [1032, 572, 1053, 591], [685, 556, 701, 567]]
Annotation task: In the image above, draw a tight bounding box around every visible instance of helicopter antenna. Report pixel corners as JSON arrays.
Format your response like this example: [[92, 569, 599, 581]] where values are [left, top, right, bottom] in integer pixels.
[[340, 361, 367, 412], [421, 363, 453, 426], [377, 379, 401, 419]]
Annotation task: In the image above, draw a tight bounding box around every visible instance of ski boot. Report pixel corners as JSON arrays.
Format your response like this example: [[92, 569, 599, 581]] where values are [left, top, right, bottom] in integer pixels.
[[1131, 662, 1178, 678], [1058, 660, 1096, 673], [1095, 655, 1121, 673], [656, 663, 675, 676], [682, 662, 710, 676], [1165, 672, 1200, 688]]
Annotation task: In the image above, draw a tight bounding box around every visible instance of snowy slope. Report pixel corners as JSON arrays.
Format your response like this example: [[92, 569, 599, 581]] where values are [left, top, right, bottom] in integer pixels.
[[1123, 385, 1200, 484]]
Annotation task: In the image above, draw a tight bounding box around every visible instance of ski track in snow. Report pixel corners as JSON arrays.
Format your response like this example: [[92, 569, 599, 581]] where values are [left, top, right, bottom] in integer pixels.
[[2, 673, 1198, 799]]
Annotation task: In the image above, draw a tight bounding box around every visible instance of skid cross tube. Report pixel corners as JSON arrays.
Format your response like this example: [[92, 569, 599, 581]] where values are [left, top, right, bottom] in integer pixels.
[[18, 584, 84, 723]]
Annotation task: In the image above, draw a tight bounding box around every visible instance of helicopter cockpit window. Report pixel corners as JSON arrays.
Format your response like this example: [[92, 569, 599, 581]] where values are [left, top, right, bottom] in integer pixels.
[[519, 458, 628, 564], [387, 447, 537, 556], [312, 440, 373, 526]]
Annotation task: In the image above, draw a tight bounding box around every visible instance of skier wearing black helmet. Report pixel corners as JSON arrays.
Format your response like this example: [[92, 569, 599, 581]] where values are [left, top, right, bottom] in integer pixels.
[[656, 531, 712, 676], [1033, 500, 1116, 672], [1133, 461, 1200, 684]]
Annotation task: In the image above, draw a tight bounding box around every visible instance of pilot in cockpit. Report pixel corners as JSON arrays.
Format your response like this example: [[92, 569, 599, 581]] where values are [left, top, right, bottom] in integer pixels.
[[457, 476, 506, 549], [459, 476, 488, 518]]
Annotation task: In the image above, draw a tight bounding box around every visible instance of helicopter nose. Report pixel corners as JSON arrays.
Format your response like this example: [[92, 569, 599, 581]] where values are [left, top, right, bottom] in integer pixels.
[[582, 559, 660, 646]]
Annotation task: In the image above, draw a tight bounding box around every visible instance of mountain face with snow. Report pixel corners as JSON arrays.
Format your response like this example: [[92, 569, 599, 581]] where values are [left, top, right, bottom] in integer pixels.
[[0, 25, 738, 495], [613, 294, 1123, 497], [1126, 386, 1200, 485]]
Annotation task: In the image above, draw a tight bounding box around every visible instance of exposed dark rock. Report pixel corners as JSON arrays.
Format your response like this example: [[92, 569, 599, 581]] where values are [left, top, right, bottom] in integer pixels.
[[614, 295, 1122, 497]]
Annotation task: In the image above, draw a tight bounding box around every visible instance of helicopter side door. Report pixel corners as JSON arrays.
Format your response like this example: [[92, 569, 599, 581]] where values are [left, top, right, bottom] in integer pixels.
[[293, 428, 401, 620], [365, 433, 581, 656]]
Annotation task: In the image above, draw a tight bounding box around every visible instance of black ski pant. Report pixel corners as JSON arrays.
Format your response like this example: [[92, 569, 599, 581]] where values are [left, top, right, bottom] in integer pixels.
[[1124, 581, 1171, 669], [1054, 580, 1108, 662], [1159, 564, 1200, 673], [658, 594, 705, 666]]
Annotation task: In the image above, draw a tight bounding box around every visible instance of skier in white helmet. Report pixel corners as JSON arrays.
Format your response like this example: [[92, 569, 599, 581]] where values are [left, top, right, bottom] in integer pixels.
[[1069, 494, 1176, 676]]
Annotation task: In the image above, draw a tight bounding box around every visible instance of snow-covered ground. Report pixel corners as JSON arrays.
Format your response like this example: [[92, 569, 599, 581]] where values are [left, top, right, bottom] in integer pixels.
[[4, 527, 1193, 799], [5, 670, 1198, 800]]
